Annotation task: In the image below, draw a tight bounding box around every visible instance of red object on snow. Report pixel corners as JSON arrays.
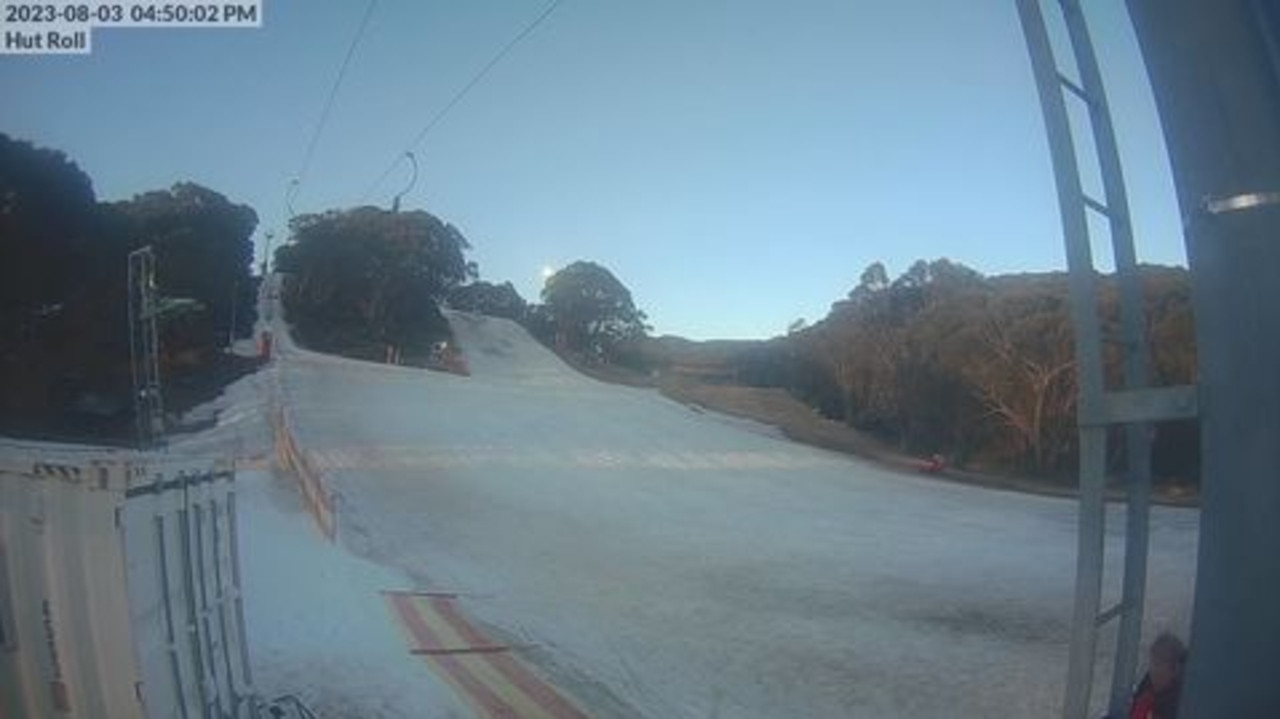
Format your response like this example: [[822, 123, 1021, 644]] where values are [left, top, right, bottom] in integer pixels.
[[921, 454, 947, 474], [258, 330, 273, 360]]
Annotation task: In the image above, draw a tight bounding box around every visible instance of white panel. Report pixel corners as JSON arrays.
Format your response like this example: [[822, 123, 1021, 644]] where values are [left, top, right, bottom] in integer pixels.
[[1, 457, 255, 719], [0, 465, 145, 719], [120, 461, 255, 719]]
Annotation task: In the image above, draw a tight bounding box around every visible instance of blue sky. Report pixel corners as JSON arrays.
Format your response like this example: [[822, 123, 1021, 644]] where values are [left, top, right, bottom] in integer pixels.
[[2, 1, 1184, 340]]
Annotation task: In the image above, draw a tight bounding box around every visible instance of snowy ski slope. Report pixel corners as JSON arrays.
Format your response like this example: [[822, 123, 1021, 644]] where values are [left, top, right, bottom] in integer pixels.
[[257, 305, 1198, 718]]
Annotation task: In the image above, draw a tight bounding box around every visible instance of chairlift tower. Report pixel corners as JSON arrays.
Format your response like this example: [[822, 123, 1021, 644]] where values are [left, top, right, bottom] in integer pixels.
[[128, 246, 165, 449]]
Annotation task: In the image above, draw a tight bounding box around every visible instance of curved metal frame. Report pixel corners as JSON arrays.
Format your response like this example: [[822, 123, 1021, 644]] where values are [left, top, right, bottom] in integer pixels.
[[1014, 1, 1180, 716]]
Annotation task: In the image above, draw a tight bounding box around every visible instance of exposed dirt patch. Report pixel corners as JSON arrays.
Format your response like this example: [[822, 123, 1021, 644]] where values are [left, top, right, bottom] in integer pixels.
[[659, 380, 906, 462], [657, 380, 1197, 506], [459, 337, 1198, 507], [552, 356, 1199, 507]]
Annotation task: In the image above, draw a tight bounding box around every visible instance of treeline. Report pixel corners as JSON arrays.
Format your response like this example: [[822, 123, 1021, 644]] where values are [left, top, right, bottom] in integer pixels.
[[641, 259, 1199, 484], [274, 207, 476, 364], [450, 261, 650, 365], [243, 160, 1200, 484], [274, 204, 652, 371], [0, 134, 259, 442], [270, 195, 1199, 483]]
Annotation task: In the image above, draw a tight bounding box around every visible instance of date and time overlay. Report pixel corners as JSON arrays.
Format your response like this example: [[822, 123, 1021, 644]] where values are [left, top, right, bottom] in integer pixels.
[[2, 0, 261, 54]]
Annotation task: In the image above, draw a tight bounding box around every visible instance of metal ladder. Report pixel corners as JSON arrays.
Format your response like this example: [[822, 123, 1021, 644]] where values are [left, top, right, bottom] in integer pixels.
[[1013, 1, 1200, 717]]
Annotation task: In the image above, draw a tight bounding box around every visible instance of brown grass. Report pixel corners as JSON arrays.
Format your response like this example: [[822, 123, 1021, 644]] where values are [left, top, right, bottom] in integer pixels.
[[551, 348, 1199, 507]]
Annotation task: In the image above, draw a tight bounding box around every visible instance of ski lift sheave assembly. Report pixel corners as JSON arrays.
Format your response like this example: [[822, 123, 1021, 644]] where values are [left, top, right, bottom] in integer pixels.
[[391, 151, 418, 213]]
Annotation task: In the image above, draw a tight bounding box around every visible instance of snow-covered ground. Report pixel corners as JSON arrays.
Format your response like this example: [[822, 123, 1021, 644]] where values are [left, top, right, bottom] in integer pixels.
[[236, 465, 472, 718], [247, 308, 1200, 718], [158, 347, 470, 718], [2, 294, 1196, 718]]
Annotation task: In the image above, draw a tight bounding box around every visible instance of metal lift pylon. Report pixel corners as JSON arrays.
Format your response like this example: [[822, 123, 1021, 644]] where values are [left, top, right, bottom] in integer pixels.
[[128, 246, 166, 450], [1013, 1, 1200, 717]]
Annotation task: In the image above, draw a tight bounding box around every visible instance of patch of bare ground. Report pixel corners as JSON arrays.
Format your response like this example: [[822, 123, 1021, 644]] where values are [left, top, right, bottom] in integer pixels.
[[661, 379, 1197, 506], [552, 348, 1198, 507]]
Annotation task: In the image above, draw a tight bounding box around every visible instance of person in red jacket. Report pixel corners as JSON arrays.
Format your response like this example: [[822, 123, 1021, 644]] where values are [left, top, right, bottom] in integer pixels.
[[1127, 632, 1188, 719]]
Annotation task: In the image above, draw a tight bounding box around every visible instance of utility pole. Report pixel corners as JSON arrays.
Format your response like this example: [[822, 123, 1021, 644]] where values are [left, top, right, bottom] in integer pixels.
[[228, 278, 238, 348], [261, 230, 274, 276], [1126, 2, 1280, 715], [127, 247, 165, 449]]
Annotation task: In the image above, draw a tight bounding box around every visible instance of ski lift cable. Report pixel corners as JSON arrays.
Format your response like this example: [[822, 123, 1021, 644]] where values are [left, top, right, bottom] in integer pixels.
[[359, 0, 565, 204], [291, 0, 380, 207]]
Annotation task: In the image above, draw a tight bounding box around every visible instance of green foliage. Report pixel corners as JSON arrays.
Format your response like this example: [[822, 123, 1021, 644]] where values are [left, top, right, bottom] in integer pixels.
[[277, 206, 476, 362], [521, 303, 556, 345], [776, 260, 1196, 481], [964, 275, 1077, 472], [111, 182, 259, 343], [448, 280, 528, 322], [0, 134, 121, 435], [0, 134, 100, 318], [0, 134, 260, 441], [540, 260, 649, 364]]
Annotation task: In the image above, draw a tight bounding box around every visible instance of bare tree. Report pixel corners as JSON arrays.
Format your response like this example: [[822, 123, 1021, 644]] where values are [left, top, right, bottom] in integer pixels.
[[966, 314, 1077, 471]]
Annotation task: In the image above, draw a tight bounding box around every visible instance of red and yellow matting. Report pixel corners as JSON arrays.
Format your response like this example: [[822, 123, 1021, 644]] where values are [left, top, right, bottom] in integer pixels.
[[383, 590, 591, 719]]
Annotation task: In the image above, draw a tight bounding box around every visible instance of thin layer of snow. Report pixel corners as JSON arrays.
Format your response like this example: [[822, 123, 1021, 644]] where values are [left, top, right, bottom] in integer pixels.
[[236, 467, 470, 719], [0, 289, 1201, 718], [446, 310, 589, 387], [0, 378, 469, 717], [165, 360, 276, 461], [270, 310, 1199, 718]]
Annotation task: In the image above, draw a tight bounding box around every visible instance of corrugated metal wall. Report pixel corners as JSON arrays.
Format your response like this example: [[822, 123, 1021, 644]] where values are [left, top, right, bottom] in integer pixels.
[[0, 456, 256, 718]]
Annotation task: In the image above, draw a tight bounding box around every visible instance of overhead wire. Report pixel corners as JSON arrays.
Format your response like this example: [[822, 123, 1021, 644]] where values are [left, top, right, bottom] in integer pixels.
[[290, 0, 380, 207], [360, 0, 566, 204]]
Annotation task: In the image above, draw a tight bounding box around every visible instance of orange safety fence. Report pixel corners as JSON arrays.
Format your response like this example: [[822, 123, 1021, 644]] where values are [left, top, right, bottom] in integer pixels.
[[271, 406, 337, 541]]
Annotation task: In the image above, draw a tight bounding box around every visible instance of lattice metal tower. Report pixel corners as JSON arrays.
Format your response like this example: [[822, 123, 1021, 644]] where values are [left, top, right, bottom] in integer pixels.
[[128, 246, 165, 448]]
